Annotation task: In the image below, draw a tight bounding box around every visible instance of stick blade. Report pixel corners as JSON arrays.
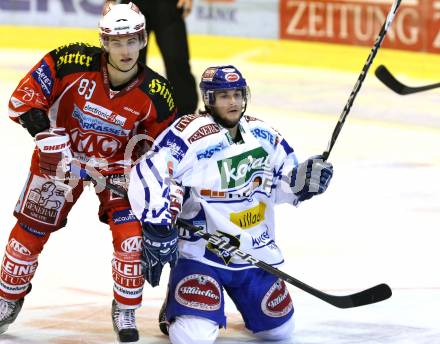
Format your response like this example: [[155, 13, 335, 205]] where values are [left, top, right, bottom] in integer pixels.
[[375, 65, 408, 95], [334, 283, 392, 309]]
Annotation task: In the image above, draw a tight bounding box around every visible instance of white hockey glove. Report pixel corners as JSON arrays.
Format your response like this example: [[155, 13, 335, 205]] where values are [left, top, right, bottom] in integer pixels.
[[35, 128, 73, 177], [169, 180, 184, 223]]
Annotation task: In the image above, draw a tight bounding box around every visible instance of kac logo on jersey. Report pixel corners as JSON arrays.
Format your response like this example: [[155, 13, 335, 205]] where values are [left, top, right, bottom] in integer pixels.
[[121, 236, 142, 253], [70, 128, 122, 158], [8, 239, 31, 256], [31, 60, 53, 97], [217, 147, 270, 189]]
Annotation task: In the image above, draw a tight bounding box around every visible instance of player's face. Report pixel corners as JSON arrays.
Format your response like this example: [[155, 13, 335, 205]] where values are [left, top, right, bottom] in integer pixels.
[[212, 89, 243, 128], [107, 35, 141, 72]]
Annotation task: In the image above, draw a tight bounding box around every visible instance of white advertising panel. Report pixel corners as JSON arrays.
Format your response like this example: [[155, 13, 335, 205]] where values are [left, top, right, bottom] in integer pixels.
[[187, 0, 279, 39]]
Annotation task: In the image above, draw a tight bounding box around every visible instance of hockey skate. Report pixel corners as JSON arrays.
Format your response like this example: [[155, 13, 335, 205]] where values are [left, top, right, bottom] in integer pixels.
[[0, 297, 25, 335], [158, 299, 169, 336], [111, 300, 139, 343]]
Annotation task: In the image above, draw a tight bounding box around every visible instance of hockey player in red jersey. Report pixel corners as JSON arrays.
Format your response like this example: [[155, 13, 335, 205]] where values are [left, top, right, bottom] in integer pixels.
[[0, 2, 177, 342]]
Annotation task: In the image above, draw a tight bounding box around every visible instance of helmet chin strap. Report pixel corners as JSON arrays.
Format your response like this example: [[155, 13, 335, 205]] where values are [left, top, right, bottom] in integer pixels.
[[107, 54, 137, 73]]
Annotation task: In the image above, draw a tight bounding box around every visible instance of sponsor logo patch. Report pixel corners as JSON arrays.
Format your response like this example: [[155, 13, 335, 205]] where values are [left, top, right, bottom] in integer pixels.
[[217, 147, 270, 189], [230, 202, 266, 230], [196, 142, 227, 160], [2, 253, 37, 283], [8, 239, 31, 255], [20, 223, 46, 237], [148, 79, 175, 112], [73, 105, 128, 136], [175, 274, 221, 311], [113, 209, 138, 225], [31, 60, 53, 97], [251, 127, 276, 146], [261, 280, 293, 318], [123, 106, 140, 116], [121, 236, 142, 253], [158, 131, 188, 162], [83, 101, 127, 126], [201, 67, 217, 82], [10, 96, 25, 109], [188, 124, 220, 143], [251, 230, 272, 248], [112, 257, 143, 282], [55, 44, 93, 69], [206, 231, 240, 265], [23, 181, 65, 225], [174, 114, 204, 132], [225, 72, 239, 82]]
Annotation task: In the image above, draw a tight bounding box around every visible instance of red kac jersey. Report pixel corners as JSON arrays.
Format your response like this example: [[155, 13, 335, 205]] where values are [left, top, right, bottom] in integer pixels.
[[8, 42, 177, 174]]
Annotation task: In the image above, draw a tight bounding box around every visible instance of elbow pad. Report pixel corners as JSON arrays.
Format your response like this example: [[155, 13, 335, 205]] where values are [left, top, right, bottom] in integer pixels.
[[19, 108, 50, 137]]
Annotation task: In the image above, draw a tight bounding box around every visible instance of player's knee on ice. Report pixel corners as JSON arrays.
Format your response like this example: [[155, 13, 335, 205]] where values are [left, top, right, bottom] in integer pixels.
[[251, 317, 295, 341], [169, 315, 219, 344]]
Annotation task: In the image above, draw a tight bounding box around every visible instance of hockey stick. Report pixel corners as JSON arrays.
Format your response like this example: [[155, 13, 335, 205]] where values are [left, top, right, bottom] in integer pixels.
[[375, 64, 440, 95], [322, 0, 402, 160], [71, 167, 392, 309], [175, 219, 392, 309]]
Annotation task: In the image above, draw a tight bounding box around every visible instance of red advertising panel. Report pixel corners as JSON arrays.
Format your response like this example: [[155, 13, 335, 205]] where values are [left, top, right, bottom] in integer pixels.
[[426, 0, 440, 53], [280, 0, 440, 53]]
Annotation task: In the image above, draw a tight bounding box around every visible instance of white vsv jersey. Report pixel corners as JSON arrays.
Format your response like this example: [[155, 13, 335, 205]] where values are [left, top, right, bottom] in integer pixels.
[[128, 114, 300, 270]]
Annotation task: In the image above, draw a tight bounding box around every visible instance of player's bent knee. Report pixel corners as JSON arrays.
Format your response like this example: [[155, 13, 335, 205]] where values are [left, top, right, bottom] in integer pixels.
[[252, 317, 295, 341], [169, 315, 219, 344]]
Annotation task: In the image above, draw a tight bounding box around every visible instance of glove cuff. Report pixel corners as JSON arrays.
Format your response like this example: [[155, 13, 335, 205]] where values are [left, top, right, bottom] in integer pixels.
[[142, 222, 173, 237]]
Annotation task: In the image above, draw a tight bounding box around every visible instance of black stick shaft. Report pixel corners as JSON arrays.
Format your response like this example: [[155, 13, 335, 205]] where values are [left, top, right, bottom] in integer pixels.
[[73, 169, 392, 308], [323, 0, 402, 160], [175, 219, 391, 309]]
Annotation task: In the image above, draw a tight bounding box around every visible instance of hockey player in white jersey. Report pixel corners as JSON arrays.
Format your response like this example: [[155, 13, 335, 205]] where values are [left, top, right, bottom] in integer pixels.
[[128, 65, 333, 343]]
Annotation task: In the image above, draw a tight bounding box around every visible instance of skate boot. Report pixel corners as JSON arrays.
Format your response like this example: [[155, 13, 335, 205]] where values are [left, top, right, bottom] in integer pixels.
[[111, 300, 139, 343], [158, 299, 169, 336], [0, 297, 25, 335]]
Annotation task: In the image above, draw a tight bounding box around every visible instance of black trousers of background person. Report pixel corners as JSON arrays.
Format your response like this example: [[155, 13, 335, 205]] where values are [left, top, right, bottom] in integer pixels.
[[123, 0, 199, 116]]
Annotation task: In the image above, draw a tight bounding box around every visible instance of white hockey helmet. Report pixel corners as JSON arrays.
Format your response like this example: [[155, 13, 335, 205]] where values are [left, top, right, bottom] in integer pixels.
[[99, 2, 147, 50]]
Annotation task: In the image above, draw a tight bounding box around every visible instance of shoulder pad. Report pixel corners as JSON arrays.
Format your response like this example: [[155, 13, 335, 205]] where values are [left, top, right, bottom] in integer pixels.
[[247, 116, 282, 147], [140, 66, 176, 122], [186, 122, 221, 144], [50, 43, 101, 78]]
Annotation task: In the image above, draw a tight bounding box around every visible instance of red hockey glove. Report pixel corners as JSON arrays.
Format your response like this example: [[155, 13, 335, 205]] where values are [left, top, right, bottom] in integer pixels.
[[35, 128, 73, 177]]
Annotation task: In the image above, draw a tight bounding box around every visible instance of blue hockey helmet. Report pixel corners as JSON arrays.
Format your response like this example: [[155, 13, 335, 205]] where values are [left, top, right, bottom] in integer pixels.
[[199, 66, 250, 109]]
